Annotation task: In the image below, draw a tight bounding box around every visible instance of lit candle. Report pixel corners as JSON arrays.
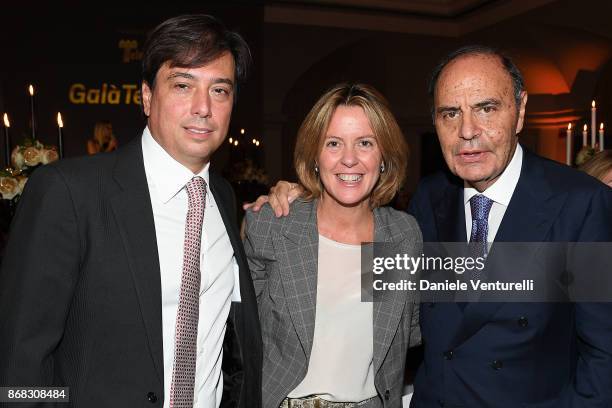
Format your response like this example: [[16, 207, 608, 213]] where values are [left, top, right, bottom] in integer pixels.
[[566, 123, 572, 166], [600, 123, 605, 152], [582, 124, 588, 147], [57, 112, 64, 159], [29, 84, 36, 139], [591, 100, 596, 148], [3, 113, 10, 168]]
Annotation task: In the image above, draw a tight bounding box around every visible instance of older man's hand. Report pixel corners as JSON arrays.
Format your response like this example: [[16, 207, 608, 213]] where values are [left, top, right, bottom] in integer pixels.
[[242, 180, 303, 217]]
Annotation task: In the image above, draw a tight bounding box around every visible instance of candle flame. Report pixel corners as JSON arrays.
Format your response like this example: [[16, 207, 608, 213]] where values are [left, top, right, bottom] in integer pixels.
[[592, 100, 596, 108], [601, 123, 604, 130], [234, 140, 239, 146], [3, 113, 9, 128], [28, 85, 34, 96], [229, 137, 233, 143], [240, 128, 245, 134], [568, 123, 572, 130], [583, 124, 588, 131], [57, 112, 63, 128]]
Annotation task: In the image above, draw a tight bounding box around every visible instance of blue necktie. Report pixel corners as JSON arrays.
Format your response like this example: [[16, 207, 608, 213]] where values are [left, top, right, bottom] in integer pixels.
[[470, 194, 493, 257]]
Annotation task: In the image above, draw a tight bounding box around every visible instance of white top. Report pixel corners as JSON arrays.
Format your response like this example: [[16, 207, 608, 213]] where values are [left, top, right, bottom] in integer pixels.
[[142, 127, 240, 408], [463, 144, 523, 242], [289, 234, 377, 402]]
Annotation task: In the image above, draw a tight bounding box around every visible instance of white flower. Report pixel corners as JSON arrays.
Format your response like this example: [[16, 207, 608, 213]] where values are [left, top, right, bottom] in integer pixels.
[[23, 146, 42, 167], [40, 148, 59, 165], [0, 176, 20, 200], [11, 147, 25, 170]]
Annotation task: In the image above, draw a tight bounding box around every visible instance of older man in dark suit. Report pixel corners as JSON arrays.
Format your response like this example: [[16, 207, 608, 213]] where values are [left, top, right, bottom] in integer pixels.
[[0, 15, 261, 408], [406, 45, 612, 408]]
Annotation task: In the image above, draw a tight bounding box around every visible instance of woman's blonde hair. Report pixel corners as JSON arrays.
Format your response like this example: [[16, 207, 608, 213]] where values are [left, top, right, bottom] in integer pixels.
[[294, 83, 408, 208], [93, 120, 113, 143], [579, 150, 612, 182]]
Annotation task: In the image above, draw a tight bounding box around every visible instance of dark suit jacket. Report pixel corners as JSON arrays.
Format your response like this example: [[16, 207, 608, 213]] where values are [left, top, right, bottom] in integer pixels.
[[0, 137, 262, 408], [408, 148, 612, 408]]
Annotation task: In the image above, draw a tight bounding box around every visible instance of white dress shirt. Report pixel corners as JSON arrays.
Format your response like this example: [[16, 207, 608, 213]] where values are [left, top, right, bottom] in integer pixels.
[[141, 128, 239, 408], [464, 144, 523, 242], [289, 234, 377, 402]]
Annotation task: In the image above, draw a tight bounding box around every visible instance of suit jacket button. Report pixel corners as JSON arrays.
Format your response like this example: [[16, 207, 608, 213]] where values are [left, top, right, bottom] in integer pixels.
[[384, 390, 390, 400], [518, 316, 528, 327], [147, 392, 157, 403], [491, 360, 503, 370], [443, 350, 453, 360]]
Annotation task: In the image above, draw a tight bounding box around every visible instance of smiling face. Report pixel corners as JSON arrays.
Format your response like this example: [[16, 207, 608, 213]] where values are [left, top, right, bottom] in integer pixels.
[[318, 105, 383, 209], [434, 53, 528, 191], [141, 52, 235, 173]]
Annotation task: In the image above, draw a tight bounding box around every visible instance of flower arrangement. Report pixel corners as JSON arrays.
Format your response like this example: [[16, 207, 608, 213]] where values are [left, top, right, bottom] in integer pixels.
[[0, 139, 59, 200]]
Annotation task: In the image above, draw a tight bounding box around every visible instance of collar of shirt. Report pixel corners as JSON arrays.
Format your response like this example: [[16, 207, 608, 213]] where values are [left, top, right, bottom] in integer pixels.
[[463, 143, 523, 207], [141, 127, 212, 205]]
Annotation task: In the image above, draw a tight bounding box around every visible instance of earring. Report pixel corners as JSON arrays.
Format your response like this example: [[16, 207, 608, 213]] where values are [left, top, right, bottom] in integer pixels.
[[380, 162, 386, 173], [314, 164, 319, 174]]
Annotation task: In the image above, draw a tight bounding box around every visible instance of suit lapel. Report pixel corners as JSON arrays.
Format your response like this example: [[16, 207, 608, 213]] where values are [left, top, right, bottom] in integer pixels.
[[495, 150, 566, 243], [372, 209, 407, 374], [277, 200, 319, 358], [433, 177, 466, 243], [208, 172, 252, 298], [451, 149, 568, 348], [208, 173, 260, 346], [109, 138, 164, 386]]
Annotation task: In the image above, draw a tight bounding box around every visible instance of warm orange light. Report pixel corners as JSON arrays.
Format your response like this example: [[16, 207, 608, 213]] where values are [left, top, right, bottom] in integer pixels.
[[28, 85, 34, 96], [568, 123, 572, 130], [3, 113, 9, 128], [57, 112, 63, 128]]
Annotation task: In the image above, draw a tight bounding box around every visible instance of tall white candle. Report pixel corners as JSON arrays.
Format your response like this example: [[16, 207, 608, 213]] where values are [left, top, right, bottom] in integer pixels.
[[591, 100, 596, 148], [583, 124, 588, 147], [3, 113, 10, 168], [29, 84, 36, 140], [566, 123, 572, 166], [57, 112, 64, 159], [600, 123, 605, 152]]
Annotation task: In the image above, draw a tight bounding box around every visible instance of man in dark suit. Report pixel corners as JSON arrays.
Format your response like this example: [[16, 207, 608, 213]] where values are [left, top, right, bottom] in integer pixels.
[[0, 14, 261, 408], [407, 45, 612, 408]]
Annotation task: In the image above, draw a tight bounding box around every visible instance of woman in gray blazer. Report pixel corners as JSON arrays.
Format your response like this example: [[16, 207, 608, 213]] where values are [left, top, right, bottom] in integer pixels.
[[244, 83, 422, 408]]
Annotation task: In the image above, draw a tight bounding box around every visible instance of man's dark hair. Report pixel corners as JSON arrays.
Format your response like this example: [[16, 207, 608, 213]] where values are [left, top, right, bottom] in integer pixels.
[[427, 45, 525, 120], [142, 14, 252, 97]]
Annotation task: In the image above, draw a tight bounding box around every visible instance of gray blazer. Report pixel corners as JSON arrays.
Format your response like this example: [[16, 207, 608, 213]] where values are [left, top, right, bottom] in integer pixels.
[[244, 199, 422, 408]]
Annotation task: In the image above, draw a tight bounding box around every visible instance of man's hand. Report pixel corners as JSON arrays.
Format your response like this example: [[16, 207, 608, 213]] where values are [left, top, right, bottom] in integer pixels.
[[242, 181, 303, 217]]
